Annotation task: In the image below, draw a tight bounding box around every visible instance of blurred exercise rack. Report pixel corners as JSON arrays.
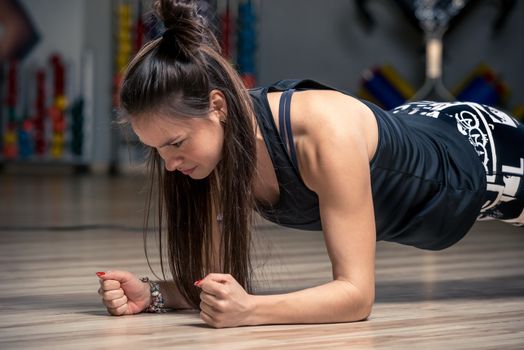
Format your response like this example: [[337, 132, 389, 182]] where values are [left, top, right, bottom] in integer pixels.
[[0, 51, 95, 173]]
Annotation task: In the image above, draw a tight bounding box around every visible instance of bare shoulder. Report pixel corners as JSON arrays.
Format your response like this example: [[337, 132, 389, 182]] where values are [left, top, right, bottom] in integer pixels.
[[293, 90, 376, 144], [266, 89, 378, 156], [286, 90, 378, 192]]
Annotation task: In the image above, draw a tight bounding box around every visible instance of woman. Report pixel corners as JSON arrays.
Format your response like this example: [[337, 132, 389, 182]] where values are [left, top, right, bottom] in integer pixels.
[[96, 0, 524, 328]]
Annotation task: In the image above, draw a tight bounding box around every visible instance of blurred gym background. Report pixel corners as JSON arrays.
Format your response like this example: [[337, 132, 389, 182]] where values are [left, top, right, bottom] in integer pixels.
[[0, 0, 522, 175]]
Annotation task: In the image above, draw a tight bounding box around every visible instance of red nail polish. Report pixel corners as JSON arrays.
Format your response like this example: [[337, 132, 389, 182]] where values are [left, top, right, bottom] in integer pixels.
[[96, 272, 105, 277], [194, 279, 202, 286]]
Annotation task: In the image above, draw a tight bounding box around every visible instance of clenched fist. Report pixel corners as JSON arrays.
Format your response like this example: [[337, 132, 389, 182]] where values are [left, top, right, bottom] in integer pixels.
[[96, 270, 151, 316], [195, 273, 255, 328]]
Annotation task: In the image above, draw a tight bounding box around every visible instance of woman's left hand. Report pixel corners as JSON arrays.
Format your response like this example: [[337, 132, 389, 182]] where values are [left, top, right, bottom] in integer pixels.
[[195, 273, 255, 328]]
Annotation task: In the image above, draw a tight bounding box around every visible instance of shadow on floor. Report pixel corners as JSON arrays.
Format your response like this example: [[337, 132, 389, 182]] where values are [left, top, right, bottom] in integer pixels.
[[374, 274, 524, 302], [2, 274, 523, 315]]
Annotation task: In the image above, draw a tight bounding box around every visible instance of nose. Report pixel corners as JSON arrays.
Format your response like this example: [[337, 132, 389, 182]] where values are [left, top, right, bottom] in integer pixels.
[[158, 149, 183, 172], [164, 157, 183, 172]]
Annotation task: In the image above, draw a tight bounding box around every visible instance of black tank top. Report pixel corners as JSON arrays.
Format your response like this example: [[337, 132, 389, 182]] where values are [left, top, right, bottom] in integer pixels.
[[249, 79, 487, 250]]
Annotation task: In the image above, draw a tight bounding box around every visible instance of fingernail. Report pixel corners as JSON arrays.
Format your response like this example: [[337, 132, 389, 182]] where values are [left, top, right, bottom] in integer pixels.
[[194, 279, 202, 286], [96, 272, 105, 277]]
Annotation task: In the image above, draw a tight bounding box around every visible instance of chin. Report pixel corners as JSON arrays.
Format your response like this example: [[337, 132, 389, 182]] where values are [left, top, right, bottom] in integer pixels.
[[190, 168, 210, 180], [191, 174, 207, 180], [192, 164, 220, 180]]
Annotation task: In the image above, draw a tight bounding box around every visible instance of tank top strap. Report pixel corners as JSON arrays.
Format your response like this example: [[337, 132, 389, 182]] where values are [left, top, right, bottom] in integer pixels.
[[278, 88, 300, 173]]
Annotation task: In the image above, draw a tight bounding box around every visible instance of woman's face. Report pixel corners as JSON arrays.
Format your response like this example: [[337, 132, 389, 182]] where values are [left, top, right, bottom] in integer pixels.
[[131, 100, 225, 180]]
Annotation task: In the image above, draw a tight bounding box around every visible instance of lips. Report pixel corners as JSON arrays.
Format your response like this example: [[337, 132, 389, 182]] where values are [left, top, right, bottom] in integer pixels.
[[179, 166, 197, 175]]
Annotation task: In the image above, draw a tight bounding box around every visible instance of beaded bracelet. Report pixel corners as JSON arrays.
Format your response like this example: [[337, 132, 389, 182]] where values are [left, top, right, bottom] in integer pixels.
[[140, 277, 168, 313]]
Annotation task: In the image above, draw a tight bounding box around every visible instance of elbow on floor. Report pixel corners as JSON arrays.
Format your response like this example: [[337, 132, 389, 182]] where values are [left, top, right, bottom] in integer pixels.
[[339, 300, 374, 323], [338, 280, 375, 322], [354, 297, 374, 322], [360, 302, 374, 321]]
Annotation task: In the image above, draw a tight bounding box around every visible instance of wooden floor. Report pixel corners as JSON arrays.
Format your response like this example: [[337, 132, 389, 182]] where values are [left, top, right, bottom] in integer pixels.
[[0, 171, 523, 349]]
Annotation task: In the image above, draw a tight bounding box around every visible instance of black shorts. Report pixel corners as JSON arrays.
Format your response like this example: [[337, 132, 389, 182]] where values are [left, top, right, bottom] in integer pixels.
[[392, 101, 524, 226]]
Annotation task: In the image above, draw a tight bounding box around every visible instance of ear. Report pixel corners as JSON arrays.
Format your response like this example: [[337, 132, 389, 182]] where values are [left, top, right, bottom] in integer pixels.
[[209, 89, 227, 123]]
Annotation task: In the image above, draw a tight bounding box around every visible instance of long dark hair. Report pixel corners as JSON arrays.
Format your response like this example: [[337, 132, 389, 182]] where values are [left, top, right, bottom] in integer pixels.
[[119, 0, 257, 308]]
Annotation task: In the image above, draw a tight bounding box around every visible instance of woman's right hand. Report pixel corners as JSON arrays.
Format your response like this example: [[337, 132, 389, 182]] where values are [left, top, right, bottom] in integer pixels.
[[96, 270, 151, 316]]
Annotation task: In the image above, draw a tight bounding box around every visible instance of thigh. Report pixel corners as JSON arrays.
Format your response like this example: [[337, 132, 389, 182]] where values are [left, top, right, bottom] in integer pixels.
[[393, 101, 524, 224], [441, 103, 524, 224]]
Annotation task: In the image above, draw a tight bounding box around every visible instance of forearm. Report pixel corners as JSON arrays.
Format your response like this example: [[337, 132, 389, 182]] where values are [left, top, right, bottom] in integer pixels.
[[249, 280, 373, 325], [157, 281, 194, 310]]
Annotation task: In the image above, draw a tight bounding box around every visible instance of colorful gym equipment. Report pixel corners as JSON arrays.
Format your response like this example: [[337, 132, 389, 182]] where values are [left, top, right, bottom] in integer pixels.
[[356, 0, 518, 106], [380, 65, 416, 100], [49, 54, 67, 158], [18, 119, 33, 159], [220, 0, 232, 60], [236, 0, 257, 88], [360, 62, 512, 111], [71, 98, 84, 156], [113, 2, 134, 109], [512, 105, 524, 122], [34, 69, 46, 155], [4, 61, 18, 159], [359, 65, 415, 110], [453, 64, 509, 107], [0, 52, 93, 163], [116, 3, 133, 73]]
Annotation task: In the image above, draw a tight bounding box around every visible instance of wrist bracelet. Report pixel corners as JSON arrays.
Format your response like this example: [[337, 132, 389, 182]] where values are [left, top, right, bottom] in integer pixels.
[[140, 277, 168, 313]]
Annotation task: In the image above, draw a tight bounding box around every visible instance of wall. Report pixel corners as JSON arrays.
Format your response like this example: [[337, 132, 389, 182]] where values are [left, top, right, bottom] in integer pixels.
[[19, 0, 85, 67], [257, 0, 524, 108]]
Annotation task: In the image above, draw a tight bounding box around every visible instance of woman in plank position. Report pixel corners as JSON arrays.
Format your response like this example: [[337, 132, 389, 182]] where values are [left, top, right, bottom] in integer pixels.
[[96, 0, 524, 328]]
